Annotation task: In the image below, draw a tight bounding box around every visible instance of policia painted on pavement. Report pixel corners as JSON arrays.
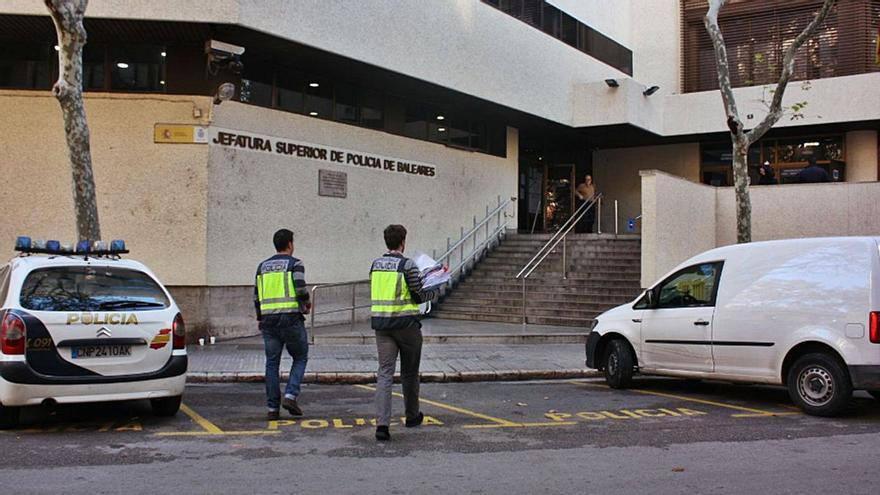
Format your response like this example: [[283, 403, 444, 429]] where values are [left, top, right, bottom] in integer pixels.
[[254, 229, 311, 421], [370, 224, 439, 441]]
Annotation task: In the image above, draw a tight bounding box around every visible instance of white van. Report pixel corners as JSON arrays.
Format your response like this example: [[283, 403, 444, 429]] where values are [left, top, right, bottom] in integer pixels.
[[585, 237, 880, 416]]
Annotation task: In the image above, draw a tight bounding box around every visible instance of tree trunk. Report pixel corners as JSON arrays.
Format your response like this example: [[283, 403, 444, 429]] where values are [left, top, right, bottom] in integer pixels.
[[45, 0, 101, 241], [732, 137, 751, 244]]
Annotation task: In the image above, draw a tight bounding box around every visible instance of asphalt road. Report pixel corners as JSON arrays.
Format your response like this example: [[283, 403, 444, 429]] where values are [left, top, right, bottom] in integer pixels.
[[4, 378, 880, 494]]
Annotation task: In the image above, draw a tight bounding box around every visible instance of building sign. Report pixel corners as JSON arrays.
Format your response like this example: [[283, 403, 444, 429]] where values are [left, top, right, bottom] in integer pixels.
[[154, 124, 208, 144], [318, 169, 347, 198], [208, 128, 436, 178]]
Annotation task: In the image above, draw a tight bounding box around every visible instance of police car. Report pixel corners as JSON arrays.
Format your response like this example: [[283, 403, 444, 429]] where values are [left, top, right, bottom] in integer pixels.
[[0, 237, 187, 428]]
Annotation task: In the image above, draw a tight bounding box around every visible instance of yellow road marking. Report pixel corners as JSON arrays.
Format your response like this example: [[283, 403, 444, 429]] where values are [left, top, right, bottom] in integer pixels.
[[354, 384, 520, 426], [463, 422, 579, 429], [155, 431, 280, 437], [568, 380, 790, 417], [180, 403, 224, 434]]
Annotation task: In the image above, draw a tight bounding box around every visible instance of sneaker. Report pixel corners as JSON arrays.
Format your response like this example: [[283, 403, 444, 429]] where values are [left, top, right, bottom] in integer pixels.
[[267, 409, 280, 421], [282, 396, 303, 416], [405, 412, 424, 428], [375, 425, 391, 441]]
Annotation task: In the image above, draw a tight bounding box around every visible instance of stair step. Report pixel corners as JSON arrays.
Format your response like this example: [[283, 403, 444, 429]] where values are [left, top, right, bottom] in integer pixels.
[[431, 310, 593, 327]]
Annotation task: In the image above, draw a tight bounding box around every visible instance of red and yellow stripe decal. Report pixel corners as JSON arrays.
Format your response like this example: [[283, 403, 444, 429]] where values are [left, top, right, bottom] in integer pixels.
[[150, 329, 172, 349]]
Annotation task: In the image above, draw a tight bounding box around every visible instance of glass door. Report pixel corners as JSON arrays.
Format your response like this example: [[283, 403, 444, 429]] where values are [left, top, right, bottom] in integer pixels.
[[543, 164, 576, 232]]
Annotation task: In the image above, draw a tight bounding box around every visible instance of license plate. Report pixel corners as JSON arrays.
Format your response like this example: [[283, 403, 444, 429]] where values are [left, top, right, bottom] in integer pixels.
[[71, 345, 132, 359]]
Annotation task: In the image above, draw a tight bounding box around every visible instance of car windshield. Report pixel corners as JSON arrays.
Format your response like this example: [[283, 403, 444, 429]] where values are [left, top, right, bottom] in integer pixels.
[[19, 266, 169, 312]]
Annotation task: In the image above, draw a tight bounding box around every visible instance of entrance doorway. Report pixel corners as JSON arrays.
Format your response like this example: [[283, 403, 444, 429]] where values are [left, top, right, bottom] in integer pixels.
[[520, 162, 576, 233]]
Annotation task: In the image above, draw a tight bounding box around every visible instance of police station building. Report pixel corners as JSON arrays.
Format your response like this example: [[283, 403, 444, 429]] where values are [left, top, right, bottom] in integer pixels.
[[1, 1, 879, 337]]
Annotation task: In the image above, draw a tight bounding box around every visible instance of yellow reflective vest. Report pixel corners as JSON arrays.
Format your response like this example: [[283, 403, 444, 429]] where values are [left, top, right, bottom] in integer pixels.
[[370, 255, 420, 325], [256, 258, 301, 315]]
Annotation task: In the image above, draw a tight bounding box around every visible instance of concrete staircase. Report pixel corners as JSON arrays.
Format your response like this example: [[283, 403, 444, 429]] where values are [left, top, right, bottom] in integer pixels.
[[432, 232, 642, 327]]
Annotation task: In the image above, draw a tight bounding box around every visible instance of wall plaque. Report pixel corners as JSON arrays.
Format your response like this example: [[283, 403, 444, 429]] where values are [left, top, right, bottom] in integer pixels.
[[318, 169, 347, 198]]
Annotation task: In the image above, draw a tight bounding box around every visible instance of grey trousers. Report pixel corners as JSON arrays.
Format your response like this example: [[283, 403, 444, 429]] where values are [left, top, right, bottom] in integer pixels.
[[375, 324, 423, 427]]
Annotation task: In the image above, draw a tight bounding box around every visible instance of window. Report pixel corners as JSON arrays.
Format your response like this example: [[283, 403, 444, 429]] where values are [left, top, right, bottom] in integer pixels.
[[276, 68, 305, 113], [20, 266, 170, 312], [334, 83, 359, 124], [482, 0, 633, 75], [682, 0, 880, 93], [0, 43, 52, 89], [359, 88, 384, 129], [654, 262, 723, 309], [110, 45, 166, 92], [304, 78, 333, 118], [82, 45, 106, 90]]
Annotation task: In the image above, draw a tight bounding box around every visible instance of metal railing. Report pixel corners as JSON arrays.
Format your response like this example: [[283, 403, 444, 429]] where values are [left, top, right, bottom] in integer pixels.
[[514, 193, 602, 325], [308, 196, 517, 329]]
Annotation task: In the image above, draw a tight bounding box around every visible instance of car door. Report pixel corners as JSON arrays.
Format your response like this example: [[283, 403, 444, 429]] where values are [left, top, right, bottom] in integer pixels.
[[638, 261, 724, 373]]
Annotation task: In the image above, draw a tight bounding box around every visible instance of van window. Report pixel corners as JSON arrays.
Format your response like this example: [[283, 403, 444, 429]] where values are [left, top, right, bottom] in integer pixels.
[[655, 262, 723, 309], [19, 266, 169, 312]]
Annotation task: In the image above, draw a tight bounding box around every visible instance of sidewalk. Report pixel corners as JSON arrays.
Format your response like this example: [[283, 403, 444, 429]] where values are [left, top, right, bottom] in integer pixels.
[[188, 320, 597, 383]]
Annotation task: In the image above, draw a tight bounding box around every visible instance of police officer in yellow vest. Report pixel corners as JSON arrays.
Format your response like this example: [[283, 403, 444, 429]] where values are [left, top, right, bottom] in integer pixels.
[[371, 224, 438, 441], [254, 229, 311, 421]]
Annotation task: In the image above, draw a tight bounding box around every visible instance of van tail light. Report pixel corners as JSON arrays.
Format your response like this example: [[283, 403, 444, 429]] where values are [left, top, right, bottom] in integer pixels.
[[870, 312, 880, 344], [172, 313, 186, 349], [1, 312, 26, 355]]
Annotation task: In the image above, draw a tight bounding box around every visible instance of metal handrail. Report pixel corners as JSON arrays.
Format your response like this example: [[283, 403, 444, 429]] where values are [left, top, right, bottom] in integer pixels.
[[515, 193, 602, 324], [308, 196, 517, 329]]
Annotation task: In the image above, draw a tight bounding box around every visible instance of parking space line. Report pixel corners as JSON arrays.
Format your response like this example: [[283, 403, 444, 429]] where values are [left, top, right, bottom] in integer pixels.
[[180, 404, 224, 434], [154, 403, 281, 437], [568, 380, 792, 417], [354, 384, 520, 427]]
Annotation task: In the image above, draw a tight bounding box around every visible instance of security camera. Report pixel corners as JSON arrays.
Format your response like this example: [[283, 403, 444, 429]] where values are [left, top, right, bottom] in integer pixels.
[[205, 40, 245, 76]]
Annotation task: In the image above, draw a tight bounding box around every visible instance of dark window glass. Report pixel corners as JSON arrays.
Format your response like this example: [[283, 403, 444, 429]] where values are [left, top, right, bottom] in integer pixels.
[[542, 4, 561, 37], [304, 79, 332, 118], [359, 88, 384, 129], [560, 13, 578, 47], [384, 95, 406, 135], [0, 43, 51, 89], [446, 117, 473, 148], [276, 68, 305, 113], [488, 123, 507, 157], [499, 0, 523, 16], [110, 45, 165, 92], [404, 102, 428, 140], [483, 0, 500, 6], [425, 105, 447, 143], [240, 57, 273, 106], [20, 266, 170, 312], [522, 0, 542, 26], [470, 121, 487, 151], [334, 83, 359, 124], [82, 44, 106, 90]]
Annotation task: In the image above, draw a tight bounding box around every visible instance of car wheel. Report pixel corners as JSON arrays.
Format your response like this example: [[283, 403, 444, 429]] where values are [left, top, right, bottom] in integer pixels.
[[151, 395, 182, 417], [0, 404, 20, 429], [869, 391, 880, 401], [603, 339, 634, 389], [786, 353, 852, 417]]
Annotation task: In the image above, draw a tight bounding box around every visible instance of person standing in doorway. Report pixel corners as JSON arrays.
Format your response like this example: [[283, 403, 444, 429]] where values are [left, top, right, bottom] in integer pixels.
[[575, 174, 597, 233], [758, 161, 778, 185], [254, 229, 311, 420], [370, 224, 439, 441]]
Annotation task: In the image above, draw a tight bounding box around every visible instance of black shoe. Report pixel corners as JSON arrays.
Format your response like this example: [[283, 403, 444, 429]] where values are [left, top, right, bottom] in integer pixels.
[[267, 409, 280, 421], [405, 412, 424, 428], [375, 426, 391, 441], [282, 397, 303, 416]]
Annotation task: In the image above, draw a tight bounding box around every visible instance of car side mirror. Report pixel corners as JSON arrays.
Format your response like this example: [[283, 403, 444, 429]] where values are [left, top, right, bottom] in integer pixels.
[[646, 289, 656, 308]]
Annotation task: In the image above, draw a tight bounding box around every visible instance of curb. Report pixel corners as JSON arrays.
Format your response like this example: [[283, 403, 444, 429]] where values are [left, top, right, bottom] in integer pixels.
[[187, 369, 601, 384], [311, 334, 588, 345]]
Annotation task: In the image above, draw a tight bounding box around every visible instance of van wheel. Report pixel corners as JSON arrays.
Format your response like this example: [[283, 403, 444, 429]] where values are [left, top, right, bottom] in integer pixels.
[[151, 396, 182, 417], [603, 339, 634, 389], [787, 353, 852, 417], [0, 405, 20, 429]]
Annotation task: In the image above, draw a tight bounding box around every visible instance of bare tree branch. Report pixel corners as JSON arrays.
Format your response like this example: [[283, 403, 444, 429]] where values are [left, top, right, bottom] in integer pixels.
[[44, 0, 101, 241], [746, 0, 835, 144], [704, 0, 743, 136]]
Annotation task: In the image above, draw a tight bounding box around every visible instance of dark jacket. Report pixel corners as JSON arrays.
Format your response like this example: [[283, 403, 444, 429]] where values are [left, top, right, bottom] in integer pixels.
[[795, 165, 830, 184]]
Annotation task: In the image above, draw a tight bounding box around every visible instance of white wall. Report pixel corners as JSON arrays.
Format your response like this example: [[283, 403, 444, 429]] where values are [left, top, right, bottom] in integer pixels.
[[846, 131, 879, 183], [549, 0, 633, 47], [643, 170, 880, 287], [206, 102, 519, 285]]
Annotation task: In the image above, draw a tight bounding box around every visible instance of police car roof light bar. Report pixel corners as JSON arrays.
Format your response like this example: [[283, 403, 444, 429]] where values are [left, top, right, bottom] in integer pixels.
[[14, 236, 129, 256]]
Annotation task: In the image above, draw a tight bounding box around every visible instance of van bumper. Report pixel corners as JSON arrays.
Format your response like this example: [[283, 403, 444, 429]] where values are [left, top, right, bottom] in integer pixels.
[[848, 365, 880, 390], [585, 332, 601, 369]]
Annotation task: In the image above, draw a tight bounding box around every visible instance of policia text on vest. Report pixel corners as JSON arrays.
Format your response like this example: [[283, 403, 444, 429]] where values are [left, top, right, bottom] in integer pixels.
[[370, 224, 439, 442]]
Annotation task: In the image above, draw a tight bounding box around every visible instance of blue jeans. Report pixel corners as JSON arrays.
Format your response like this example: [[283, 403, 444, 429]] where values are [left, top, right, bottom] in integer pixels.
[[260, 314, 309, 410]]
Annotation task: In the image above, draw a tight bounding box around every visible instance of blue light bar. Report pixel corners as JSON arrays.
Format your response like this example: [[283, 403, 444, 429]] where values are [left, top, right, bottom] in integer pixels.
[[15, 236, 31, 250], [13, 236, 128, 255]]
